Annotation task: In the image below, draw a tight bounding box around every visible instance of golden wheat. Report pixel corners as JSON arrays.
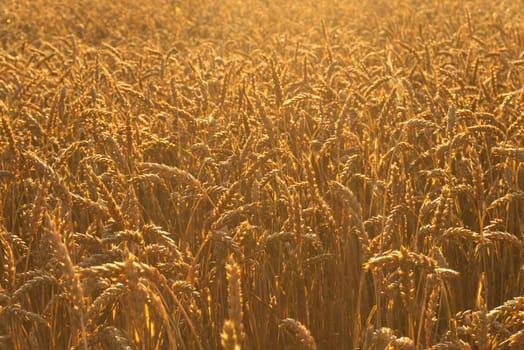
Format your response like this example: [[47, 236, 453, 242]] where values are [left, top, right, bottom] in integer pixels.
[[0, 0, 523, 349]]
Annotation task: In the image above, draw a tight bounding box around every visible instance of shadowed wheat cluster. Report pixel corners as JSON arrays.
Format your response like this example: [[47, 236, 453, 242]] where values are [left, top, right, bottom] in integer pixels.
[[0, 0, 523, 349]]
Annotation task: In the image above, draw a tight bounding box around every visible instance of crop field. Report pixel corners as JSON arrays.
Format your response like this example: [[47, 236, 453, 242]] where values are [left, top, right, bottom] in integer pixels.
[[0, 0, 523, 349]]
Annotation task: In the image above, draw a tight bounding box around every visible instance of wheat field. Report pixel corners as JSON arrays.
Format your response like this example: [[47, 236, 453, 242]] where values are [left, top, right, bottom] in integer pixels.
[[0, 0, 523, 349]]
